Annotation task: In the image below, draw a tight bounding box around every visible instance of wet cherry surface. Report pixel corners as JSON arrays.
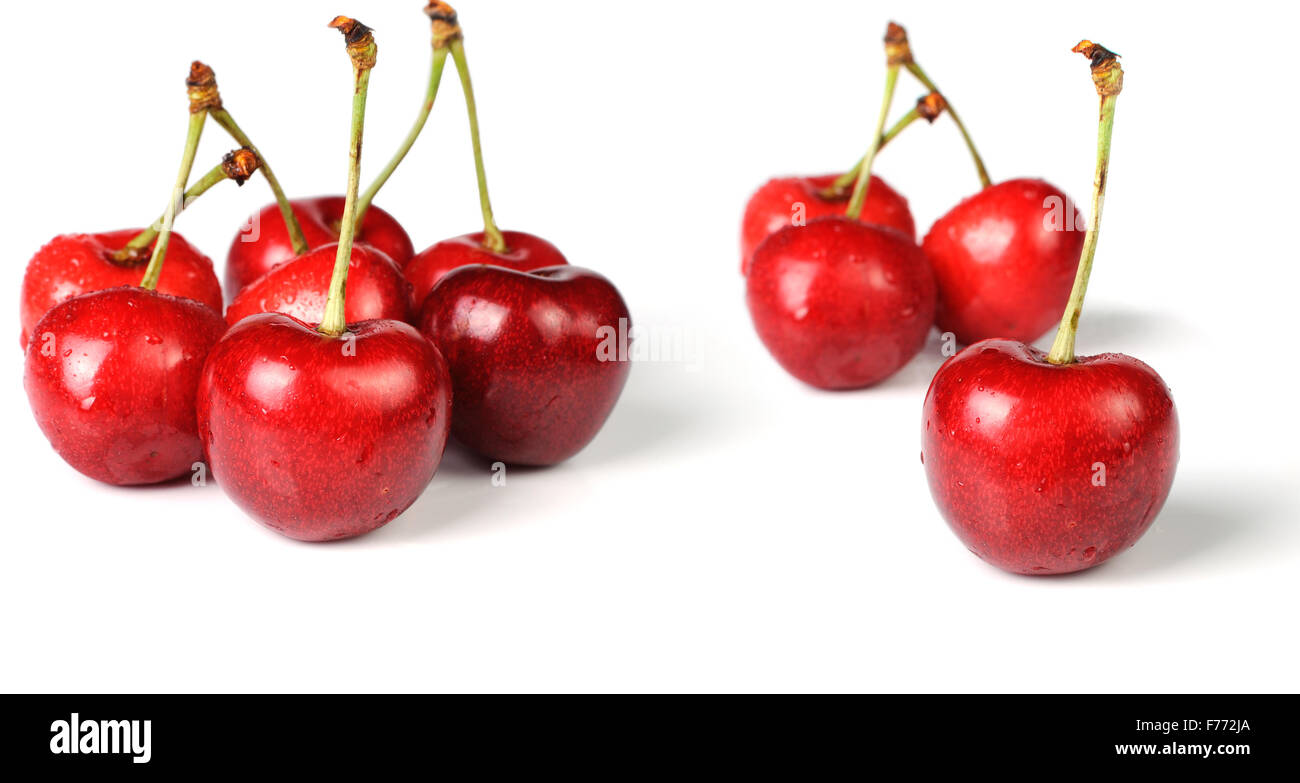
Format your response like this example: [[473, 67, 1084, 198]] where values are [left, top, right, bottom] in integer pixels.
[[19, 229, 222, 349], [746, 216, 936, 390], [197, 313, 452, 541], [225, 196, 415, 297], [921, 338, 1179, 575], [24, 286, 227, 485], [420, 264, 631, 466]]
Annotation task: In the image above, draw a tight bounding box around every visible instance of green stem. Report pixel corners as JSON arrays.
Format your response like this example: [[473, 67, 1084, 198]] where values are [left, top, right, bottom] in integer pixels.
[[1046, 45, 1123, 365], [115, 159, 238, 262], [845, 65, 899, 221], [355, 46, 448, 229], [139, 111, 207, 291], [823, 104, 925, 197], [448, 37, 506, 253], [319, 21, 376, 338], [905, 62, 991, 189], [210, 108, 309, 256]]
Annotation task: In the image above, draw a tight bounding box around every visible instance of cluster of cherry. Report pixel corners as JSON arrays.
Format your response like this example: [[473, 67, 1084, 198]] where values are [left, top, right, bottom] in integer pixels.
[[19, 4, 631, 542]]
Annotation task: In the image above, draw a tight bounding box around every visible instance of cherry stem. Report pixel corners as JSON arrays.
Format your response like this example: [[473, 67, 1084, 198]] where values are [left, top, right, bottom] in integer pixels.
[[1046, 42, 1123, 366], [355, 45, 449, 228], [904, 62, 991, 189], [319, 17, 378, 338], [210, 108, 309, 256], [845, 64, 899, 221], [138, 110, 206, 291], [119, 149, 261, 258], [448, 37, 506, 253], [822, 92, 946, 197]]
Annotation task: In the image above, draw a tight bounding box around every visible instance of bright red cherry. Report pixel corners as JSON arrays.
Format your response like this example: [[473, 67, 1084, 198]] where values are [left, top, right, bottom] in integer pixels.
[[922, 340, 1178, 574], [224, 196, 414, 296], [922, 178, 1084, 345], [405, 229, 568, 312], [24, 287, 226, 485], [922, 42, 1176, 575], [199, 17, 453, 542], [224, 243, 413, 327], [197, 313, 451, 541], [740, 173, 915, 274], [19, 230, 221, 349], [746, 217, 935, 389], [419, 265, 631, 466]]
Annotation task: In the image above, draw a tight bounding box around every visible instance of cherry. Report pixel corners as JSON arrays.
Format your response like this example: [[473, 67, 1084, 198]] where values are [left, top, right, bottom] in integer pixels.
[[746, 218, 935, 389], [225, 242, 413, 327], [922, 43, 1178, 575], [198, 17, 452, 541], [419, 265, 631, 466], [740, 173, 914, 274], [746, 27, 937, 390], [20, 229, 220, 349], [23, 106, 246, 484], [25, 287, 227, 485], [224, 196, 414, 296], [198, 312, 450, 540], [406, 229, 567, 311], [922, 179, 1084, 345]]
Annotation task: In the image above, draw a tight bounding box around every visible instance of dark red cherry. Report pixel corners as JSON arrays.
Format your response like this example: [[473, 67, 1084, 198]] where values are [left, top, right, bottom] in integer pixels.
[[419, 265, 631, 466], [405, 229, 568, 312]]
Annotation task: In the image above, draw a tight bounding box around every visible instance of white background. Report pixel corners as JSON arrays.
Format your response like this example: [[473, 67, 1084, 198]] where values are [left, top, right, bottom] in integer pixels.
[[3, 1, 1297, 693]]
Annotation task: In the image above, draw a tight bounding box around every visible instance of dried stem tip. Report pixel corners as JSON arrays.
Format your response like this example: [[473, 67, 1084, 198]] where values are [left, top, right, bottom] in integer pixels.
[[425, 1, 463, 48], [330, 16, 378, 70], [884, 22, 913, 66], [917, 91, 947, 122], [186, 61, 222, 114], [1072, 40, 1123, 96], [221, 147, 260, 185]]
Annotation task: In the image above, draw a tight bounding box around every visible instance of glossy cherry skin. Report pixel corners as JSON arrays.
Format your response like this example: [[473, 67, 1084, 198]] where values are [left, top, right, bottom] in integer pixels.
[[419, 265, 631, 466], [922, 179, 1084, 345], [225, 196, 415, 297], [197, 314, 452, 541], [746, 216, 936, 390], [225, 243, 413, 327], [20, 229, 222, 349], [922, 339, 1179, 575], [740, 173, 915, 274], [24, 286, 227, 485], [405, 230, 568, 312]]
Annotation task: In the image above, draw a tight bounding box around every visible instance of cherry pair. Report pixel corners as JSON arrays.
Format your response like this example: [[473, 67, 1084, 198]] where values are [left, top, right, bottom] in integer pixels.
[[743, 23, 1083, 389]]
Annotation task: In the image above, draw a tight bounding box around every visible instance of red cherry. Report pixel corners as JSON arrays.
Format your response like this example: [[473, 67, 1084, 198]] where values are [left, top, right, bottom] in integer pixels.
[[921, 339, 1178, 574], [197, 314, 452, 541], [19, 230, 221, 349], [740, 173, 915, 274], [406, 230, 568, 312], [224, 196, 415, 297], [419, 265, 631, 466], [24, 287, 226, 485], [746, 217, 936, 389], [225, 243, 413, 327], [921, 178, 1084, 344]]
